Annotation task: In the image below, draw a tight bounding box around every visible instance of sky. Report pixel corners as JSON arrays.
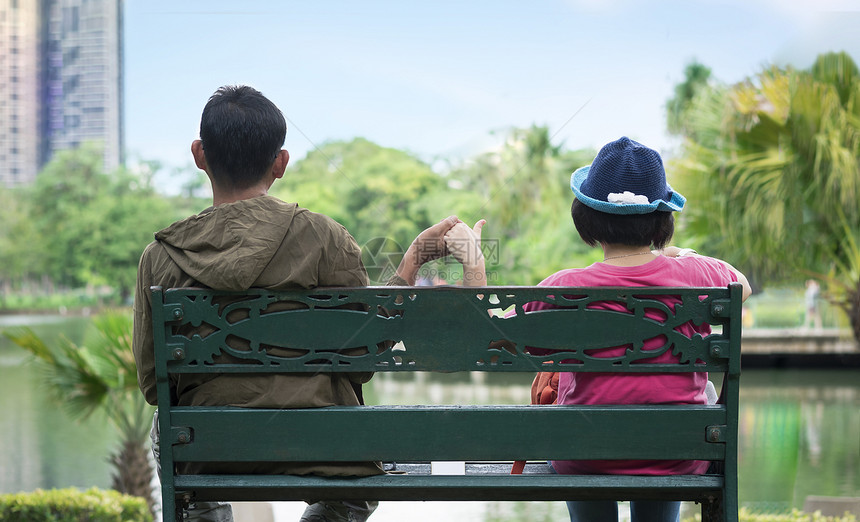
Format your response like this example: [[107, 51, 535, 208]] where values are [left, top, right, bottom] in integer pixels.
[[123, 0, 860, 192]]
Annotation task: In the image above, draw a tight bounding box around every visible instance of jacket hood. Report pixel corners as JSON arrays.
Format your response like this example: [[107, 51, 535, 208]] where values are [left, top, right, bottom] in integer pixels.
[[154, 195, 296, 290]]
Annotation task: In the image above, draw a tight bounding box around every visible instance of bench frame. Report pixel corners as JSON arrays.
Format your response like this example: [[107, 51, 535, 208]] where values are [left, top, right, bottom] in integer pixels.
[[152, 284, 743, 521]]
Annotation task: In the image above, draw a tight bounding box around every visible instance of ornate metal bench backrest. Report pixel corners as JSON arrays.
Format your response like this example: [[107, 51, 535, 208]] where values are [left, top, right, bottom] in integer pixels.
[[153, 284, 741, 376]]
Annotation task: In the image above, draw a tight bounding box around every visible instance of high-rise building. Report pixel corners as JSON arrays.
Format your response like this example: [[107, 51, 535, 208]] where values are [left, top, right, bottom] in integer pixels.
[[0, 0, 40, 186], [0, 0, 123, 187]]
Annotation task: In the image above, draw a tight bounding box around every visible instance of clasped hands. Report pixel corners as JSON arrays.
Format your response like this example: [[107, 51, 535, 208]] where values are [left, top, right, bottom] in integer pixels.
[[395, 216, 486, 286]]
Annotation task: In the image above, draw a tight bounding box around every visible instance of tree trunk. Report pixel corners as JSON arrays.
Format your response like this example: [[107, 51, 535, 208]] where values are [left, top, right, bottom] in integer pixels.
[[111, 439, 156, 516], [849, 280, 860, 348]]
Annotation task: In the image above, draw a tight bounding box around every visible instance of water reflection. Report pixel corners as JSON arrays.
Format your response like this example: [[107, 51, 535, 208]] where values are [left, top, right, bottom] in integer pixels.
[[738, 370, 860, 512], [0, 316, 117, 494], [367, 372, 531, 406]]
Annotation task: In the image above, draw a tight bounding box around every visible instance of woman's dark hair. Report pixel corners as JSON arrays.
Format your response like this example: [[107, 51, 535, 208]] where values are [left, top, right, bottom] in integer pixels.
[[199, 85, 287, 189], [571, 199, 674, 249]]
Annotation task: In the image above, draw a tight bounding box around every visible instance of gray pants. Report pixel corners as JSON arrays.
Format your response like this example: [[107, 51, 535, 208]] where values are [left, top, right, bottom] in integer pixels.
[[151, 411, 377, 522], [299, 500, 378, 522]]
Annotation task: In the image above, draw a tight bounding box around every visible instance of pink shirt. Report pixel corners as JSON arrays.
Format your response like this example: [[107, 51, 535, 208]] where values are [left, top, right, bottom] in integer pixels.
[[523, 254, 738, 475]]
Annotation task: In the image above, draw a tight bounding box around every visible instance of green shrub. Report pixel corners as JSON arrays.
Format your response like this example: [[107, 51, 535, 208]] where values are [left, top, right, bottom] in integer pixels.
[[0, 487, 152, 522], [683, 507, 857, 521]]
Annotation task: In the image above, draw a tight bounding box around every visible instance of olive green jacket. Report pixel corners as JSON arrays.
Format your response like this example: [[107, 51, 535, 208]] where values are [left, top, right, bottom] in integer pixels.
[[132, 195, 382, 476]]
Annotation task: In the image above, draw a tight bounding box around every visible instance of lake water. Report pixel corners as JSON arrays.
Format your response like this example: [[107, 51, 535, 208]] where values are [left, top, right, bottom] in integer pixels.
[[1, 315, 858, 520]]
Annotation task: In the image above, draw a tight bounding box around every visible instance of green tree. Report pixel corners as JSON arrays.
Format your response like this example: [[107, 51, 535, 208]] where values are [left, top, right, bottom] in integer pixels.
[[27, 144, 177, 301], [28, 143, 106, 287], [4, 311, 156, 513], [76, 166, 177, 301], [670, 51, 860, 343], [273, 138, 460, 282], [0, 186, 40, 301]]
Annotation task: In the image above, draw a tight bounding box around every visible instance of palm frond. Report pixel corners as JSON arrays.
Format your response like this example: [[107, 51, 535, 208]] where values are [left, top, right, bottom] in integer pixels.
[[3, 328, 57, 365]]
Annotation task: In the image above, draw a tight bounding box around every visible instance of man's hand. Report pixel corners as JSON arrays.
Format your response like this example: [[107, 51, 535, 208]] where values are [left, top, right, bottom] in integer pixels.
[[394, 216, 460, 285], [412, 215, 461, 265]]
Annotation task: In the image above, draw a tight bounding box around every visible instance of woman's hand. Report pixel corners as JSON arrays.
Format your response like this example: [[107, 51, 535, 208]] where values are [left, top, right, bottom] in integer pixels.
[[444, 220, 486, 286], [655, 246, 752, 301], [444, 220, 485, 267], [653, 246, 696, 257]]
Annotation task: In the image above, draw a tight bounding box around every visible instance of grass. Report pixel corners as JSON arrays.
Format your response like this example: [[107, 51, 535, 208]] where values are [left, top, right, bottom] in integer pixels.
[[743, 287, 846, 329], [683, 508, 857, 521], [0, 288, 118, 313]]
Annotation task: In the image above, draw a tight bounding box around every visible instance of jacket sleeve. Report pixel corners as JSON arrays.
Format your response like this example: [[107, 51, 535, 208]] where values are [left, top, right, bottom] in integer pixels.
[[132, 244, 159, 405]]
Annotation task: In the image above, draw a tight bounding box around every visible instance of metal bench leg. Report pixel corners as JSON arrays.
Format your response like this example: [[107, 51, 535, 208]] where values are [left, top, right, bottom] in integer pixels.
[[701, 495, 724, 522]]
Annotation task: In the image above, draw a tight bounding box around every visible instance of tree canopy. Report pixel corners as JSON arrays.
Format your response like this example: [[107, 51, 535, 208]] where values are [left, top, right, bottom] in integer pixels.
[[0, 128, 623, 300], [273, 138, 449, 250], [271, 130, 598, 285], [2, 144, 180, 301]]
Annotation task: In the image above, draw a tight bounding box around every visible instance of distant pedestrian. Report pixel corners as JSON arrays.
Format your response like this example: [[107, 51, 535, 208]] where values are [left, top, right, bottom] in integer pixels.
[[804, 279, 822, 330]]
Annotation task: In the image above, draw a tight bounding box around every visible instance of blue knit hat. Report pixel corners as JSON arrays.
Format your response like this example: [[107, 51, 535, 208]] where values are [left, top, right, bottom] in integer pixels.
[[570, 137, 685, 214]]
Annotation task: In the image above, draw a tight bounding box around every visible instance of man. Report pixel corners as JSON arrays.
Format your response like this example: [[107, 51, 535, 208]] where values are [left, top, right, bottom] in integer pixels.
[[132, 85, 458, 522]]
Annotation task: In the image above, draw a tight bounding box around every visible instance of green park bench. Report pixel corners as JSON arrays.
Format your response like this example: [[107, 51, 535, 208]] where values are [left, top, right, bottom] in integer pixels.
[[151, 283, 744, 521]]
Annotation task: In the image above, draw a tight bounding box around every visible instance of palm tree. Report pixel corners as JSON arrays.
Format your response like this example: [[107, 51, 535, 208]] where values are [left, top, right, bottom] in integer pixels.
[[670, 51, 860, 344], [4, 311, 155, 514], [666, 60, 713, 137]]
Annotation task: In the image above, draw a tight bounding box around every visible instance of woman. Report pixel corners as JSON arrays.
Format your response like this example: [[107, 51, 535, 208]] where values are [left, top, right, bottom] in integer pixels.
[[445, 136, 751, 522]]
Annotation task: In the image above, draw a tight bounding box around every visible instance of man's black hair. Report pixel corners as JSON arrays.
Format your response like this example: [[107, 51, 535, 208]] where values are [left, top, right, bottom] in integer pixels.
[[199, 85, 287, 189], [571, 199, 674, 249]]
